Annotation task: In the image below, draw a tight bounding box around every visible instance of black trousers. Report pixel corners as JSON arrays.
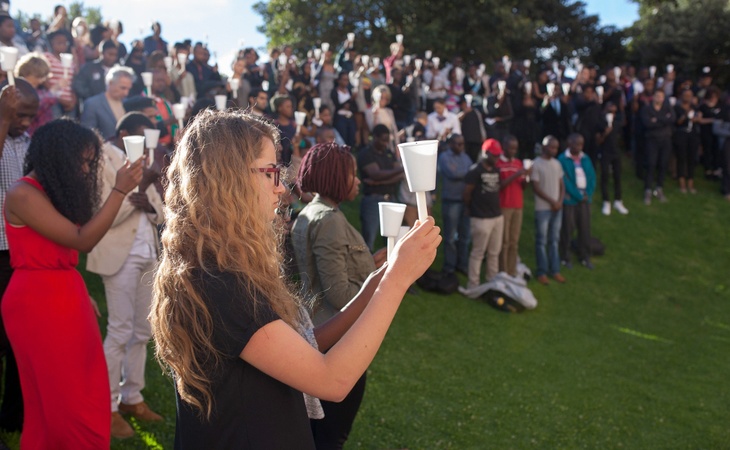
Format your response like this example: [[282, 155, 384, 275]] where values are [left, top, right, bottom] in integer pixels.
[[674, 131, 699, 180], [644, 135, 672, 190], [0, 250, 22, 432], [560, 202, 591, 263], [600, 153, 623, 202], [722, 139, 730, 195], [311, 372, 367, 450]]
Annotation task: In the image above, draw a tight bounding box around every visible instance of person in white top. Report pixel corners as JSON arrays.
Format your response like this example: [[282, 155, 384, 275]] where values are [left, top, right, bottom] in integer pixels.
[[86, 112, 165, 439], [426, 98, 461, 143]]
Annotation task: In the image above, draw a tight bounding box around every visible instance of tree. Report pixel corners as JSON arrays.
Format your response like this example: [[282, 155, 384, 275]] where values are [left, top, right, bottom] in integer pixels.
[[253, 0, 612, 66], [629, 0, 730, 83], [69, 1, 103, 27]]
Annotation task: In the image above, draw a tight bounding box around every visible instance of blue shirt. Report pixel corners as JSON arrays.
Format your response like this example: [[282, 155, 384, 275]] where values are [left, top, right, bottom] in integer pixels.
[[438, 149, 473, 201]]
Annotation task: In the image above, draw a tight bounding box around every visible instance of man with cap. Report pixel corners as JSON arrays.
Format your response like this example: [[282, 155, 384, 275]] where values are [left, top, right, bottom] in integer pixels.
[[463, 138, 504, 288], [0, 79, 39, 432]]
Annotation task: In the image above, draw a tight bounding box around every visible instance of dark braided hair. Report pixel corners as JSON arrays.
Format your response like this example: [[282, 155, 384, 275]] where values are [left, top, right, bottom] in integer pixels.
[[24, 119, 103, 224], [297, 142, 355, 204]]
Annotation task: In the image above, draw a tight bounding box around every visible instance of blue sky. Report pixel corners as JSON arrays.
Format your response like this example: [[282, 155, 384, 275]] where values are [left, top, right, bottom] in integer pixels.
[[16, 0, 639, 75]]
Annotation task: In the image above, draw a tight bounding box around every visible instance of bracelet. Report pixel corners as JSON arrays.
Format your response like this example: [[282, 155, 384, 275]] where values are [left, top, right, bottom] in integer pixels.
[[112, 187, 128, 196]]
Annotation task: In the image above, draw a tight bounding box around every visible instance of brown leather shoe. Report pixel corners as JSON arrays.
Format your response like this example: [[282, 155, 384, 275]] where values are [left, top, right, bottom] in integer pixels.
[[537, 275, 549, 285], [552, 273, 566, 283], [111, 412, 135, 439], [119, 401, 164, 422]]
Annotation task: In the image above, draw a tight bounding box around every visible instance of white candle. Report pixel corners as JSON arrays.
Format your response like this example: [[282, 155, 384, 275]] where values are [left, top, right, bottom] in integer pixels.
[[524, 81, 532, 95], [60, 52, 74, 79], [229, 78, 240, 99], [425, 50, 432, 60], [313, 97, 321, 118], [0, 47, 19, 86], [164, 56, 173, 71], [347, 32, 355, 43], [379, 202, 407, 261], [172, 103, 186, 130], [395, 34, 403, 44], [144, 128, 160, 168], [397, 140, 439, 222], [141, 72, 153, 96], [214, 95, 227, 111], [321, 42, 330, 52]]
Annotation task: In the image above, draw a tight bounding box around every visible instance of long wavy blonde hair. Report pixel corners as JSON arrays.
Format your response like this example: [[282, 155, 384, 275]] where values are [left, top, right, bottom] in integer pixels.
[[150, 109, 299, 419]]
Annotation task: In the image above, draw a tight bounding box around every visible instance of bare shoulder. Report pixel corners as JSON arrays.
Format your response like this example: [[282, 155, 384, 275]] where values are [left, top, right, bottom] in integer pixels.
[[5, 180, 49, 225]]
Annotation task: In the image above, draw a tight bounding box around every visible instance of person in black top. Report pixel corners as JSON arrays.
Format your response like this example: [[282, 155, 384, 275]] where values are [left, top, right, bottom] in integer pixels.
[[463, 139, 504, 289], [150, 110, 440, 449], [641, 90, 676, 205], [673, 89, 701, 193], [357, 124, 404, 250], [597, 101, 629, 216], [575, 85, 603, 167], [698, 87, 723, 179]]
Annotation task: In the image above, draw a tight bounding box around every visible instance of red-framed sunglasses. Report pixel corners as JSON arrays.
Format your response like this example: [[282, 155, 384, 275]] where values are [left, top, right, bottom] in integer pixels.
[[251, 166, 283, 187]]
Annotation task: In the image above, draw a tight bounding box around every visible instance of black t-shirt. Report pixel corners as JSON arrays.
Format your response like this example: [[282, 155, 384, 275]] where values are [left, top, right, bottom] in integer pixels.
[[465, 162, 501, 218], [174, 270, 315, 450], [357, 145, 400, 196]]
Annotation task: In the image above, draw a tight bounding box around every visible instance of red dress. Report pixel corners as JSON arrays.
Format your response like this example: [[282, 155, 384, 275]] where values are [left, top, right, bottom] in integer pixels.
[[1, 177, 110, 449]]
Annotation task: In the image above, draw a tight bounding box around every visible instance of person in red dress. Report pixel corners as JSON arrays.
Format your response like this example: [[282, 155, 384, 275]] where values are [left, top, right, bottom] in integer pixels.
[[1, 119, 143, 449]]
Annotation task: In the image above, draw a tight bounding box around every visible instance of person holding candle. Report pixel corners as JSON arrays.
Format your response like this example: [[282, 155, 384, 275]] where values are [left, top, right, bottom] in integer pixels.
[[149, 110, 440, 448], [357, 124, 404, 250], [464, 138, 504, 288], [292, 142, 386, 450], [86, 112, 164, 439], [673, 88, 701, 194], [496, 135, 528, 277], [641, 89, 675, 205], [532, 136, 565, 285], [3, 118, 143, 448], [43, 31, 78, 117], [331, 71, 358, 147], [597, 101, 629, 215]]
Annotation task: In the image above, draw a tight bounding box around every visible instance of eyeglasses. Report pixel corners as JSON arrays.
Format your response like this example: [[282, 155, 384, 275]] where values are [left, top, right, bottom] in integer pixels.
[[251, 166, 283, 187]]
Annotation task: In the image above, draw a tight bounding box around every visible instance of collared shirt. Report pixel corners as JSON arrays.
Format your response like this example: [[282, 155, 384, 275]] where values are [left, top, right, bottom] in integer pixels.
[[0, 134, 31, 250], [426, 111, 461, 140]]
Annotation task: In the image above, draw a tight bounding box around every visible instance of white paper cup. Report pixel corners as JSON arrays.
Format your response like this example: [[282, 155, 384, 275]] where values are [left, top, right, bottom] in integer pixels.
[[649, 65, 656, 79], [614, 66, 621, 79], [123, 136, 145, 162], [141, 71, 153, 86], [399, 140, 438, 192], [347, 32, 355, 42], [321, 42, 330, 52], [229, 78, 240, 99], [524, 81, 532, 94], [172, 103, 186, 122], [294, 111, 306, 127], [278, 53, 287, 67], [404, 55, 411, 66], [464, 94, 473, 106], [666, 64, 674, 74], [379, 202, 407, 238], [177, 53, 188, 68], [497, 80, 506, 95], [523, 59, 531, 69], [262, 80, 270, 92], [599, 75, 607, 84], [60, 52, 74, 68], [425, 50, 432, 60], [395, 34, 403, 44], [372, 57, 380, 68], [164, 56, 173, 71], [431, 57, 439, 69], [312, 97, 321, 110], [606, 113, 614, 127], [595, 85, 604, 102], [314, 48, 322, 60], [0, 47, 18, 85], [546, 82, 555, 97], [562, 82, 571, 96], [144, 128, 160, 167], [523, 159, 533, 171], [215, 95, 227, 111], [688, 109, 695, 119], [415, 59, 422, 70], [669, 96, 676, 106]]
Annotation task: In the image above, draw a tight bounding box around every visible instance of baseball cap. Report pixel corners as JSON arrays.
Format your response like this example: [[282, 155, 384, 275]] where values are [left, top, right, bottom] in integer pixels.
[[481, 138, 503, 156]]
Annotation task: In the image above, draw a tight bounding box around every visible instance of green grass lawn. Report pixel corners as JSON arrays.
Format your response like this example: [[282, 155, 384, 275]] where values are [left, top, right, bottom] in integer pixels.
[[2, 156, 729, 449]]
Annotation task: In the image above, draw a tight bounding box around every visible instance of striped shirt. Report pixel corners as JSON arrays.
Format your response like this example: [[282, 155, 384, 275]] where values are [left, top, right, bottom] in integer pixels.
[[1, 134, 30, 250], [44, 52, 77, 103]]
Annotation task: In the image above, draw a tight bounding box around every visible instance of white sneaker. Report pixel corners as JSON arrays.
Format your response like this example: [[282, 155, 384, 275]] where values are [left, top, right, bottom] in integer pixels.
[[613, 200, 629, 215], [602, 201, 611, 216]]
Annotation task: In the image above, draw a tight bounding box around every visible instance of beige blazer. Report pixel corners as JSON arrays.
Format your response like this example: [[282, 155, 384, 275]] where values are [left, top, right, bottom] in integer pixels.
[[86, 142, 165, 277]]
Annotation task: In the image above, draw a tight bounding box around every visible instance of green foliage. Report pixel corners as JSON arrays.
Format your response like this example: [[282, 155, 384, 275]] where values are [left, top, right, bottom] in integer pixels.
[[253, 0, 628, 65], [629, 0, 730, 82], [68, 1, 103, 27]]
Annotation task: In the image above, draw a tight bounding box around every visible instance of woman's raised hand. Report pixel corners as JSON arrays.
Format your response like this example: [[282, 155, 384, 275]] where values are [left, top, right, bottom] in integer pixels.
[[388, 217, 441, 287]]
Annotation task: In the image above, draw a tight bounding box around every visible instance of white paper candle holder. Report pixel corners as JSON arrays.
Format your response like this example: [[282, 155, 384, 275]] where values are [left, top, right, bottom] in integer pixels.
[[0, 47, 19, 86], [379, 202, 407, 260], [397, 140, 438, 221], [215, 95, 227, 111], [229, 78, 240, 99]]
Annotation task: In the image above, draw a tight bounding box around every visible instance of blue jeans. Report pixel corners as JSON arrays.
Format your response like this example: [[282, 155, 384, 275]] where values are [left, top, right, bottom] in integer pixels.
[[441, 200, 470, 273], [360, 194, 387, 251], [534, 209, 562, 277]]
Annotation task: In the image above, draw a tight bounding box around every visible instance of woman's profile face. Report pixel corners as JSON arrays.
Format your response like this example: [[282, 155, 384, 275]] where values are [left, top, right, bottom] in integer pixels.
[[250, 138, 286, 221], [345, 158, 360, 202]]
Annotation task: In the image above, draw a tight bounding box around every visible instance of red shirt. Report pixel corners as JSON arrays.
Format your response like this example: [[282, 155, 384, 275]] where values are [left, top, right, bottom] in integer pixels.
[[496, 156, 525, 209]]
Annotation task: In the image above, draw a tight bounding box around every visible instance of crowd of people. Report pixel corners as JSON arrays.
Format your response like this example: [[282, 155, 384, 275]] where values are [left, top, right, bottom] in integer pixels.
[[1, 4, 729, 448]]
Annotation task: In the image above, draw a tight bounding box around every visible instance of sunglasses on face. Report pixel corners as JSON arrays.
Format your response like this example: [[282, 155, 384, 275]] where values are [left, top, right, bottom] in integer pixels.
[[251, 165, 283, 187]]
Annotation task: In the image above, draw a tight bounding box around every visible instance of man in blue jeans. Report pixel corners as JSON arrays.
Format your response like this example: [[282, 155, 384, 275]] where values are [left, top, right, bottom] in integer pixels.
[[531, 135, 566, 285], [357, 124, 404, 250], [437, 134, 473, 274]]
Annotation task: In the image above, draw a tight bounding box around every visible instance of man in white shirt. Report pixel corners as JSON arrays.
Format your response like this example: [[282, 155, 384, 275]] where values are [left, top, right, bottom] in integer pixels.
[[86, 112, 165, 439], [426, 98, 461, 143]]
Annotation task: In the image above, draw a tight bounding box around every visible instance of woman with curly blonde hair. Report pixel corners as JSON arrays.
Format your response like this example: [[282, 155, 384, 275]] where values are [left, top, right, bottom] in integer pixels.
[[150, 110, 440, 448]]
